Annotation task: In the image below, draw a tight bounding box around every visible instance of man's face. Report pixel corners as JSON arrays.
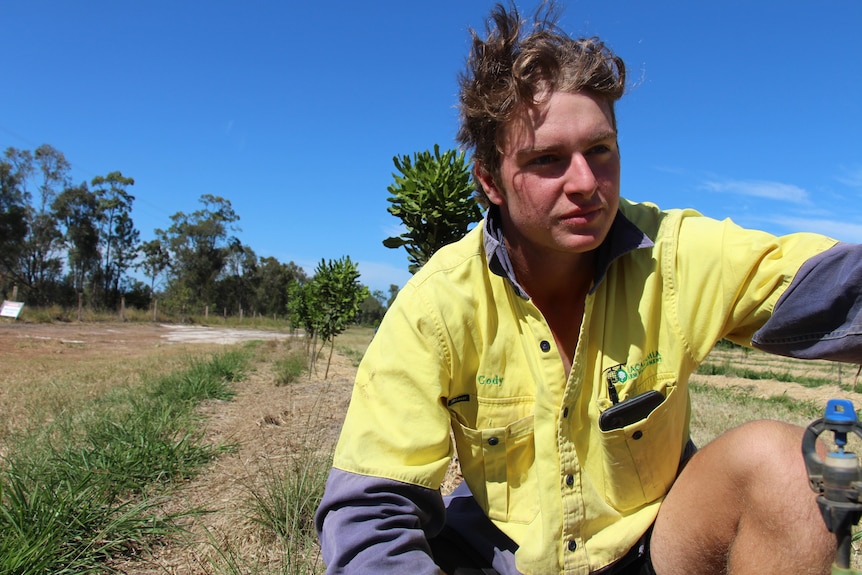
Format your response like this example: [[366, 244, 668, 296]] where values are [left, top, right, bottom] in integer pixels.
[[479, 90, 621, 258]]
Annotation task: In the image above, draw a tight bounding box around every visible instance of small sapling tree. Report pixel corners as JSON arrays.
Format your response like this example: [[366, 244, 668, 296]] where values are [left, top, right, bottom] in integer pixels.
[[286, 257, 367, 378]]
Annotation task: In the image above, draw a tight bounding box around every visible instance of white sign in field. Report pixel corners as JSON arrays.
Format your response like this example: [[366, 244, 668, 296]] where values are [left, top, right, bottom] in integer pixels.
[[0, 301, 24, 319]]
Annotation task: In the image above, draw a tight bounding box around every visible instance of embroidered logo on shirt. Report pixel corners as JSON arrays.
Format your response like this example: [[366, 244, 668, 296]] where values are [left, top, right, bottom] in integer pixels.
[[604, 351, 663, 387], [477, 374, 504, 386]]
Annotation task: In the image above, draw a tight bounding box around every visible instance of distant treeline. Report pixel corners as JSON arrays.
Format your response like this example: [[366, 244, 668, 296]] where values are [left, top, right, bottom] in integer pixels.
[[0, 144, 394, 325]]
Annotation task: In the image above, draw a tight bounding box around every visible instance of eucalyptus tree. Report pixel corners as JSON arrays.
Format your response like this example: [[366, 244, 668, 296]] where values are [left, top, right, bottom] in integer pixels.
[[52, 182, 100, 299], [217, 239, 258, 316], [2, 145, 68, 303], [91, 171, 138, 308], [0, 159, 28, 296], [34, 144, 70, 212], [358, 290, 386, 326], [157, 194, 240, 312], [383, 144, 483, 273], [255, 257, 307, 319], [138, 239, 171, 294], [386, 284, 399, 308]]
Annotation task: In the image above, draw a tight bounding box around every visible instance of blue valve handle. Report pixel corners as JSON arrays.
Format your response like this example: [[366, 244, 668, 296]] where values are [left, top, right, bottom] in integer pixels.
[[803, 399, 862, 488], [803, 399, 862, 573]]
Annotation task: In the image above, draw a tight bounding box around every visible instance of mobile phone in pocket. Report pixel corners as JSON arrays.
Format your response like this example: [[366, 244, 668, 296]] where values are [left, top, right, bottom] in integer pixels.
[[598, 390, 664, 431]]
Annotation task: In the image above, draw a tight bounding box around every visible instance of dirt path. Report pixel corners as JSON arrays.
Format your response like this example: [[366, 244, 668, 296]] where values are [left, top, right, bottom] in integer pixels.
[[692, 371, 862, 411], [115, 338, 357, 574]]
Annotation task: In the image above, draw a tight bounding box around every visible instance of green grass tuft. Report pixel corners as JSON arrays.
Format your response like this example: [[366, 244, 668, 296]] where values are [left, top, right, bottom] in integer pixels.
[[0, 349, 252, 574], [275, 352, 307, 386]]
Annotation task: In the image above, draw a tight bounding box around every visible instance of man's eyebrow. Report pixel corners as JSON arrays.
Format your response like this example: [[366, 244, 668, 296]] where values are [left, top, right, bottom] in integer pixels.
[[512, 129, 618, 158]]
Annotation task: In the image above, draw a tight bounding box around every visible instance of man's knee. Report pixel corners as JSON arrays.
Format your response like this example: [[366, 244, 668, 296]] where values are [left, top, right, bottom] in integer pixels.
[[652, 420, 833, 574], [692, 419, 807, 486]]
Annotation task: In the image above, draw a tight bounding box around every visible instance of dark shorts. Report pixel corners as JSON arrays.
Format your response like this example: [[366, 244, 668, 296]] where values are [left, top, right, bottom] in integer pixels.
[[592, 529, 655, 575], [430, 482, 655, 575]]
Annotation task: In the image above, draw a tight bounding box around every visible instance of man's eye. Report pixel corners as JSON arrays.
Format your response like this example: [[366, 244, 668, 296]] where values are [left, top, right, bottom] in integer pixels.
[[530, 155, 557, 166], [586, 145, 611, 155]]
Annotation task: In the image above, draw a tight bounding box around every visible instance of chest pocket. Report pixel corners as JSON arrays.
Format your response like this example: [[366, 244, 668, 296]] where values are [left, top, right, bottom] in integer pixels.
[[450, 400, 539, 524], [596, 381, 687, 512]]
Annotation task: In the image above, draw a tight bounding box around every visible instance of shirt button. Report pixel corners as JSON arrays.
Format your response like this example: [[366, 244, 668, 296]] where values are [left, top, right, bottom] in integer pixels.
[[488, 437, 499, 446], [562, 407, 569, 418], [565, 474, 574, 486], [568, 540, 577, 552], [632, 431, 644, 440], [540, 340, 551, 352]]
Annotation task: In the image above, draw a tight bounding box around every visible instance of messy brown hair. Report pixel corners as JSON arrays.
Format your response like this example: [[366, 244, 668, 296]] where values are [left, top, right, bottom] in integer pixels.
[[457, 1, 626, 205]]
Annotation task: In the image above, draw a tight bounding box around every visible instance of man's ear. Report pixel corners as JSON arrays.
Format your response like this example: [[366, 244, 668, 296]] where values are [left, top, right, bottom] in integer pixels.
[[474, 164, 505, 206]]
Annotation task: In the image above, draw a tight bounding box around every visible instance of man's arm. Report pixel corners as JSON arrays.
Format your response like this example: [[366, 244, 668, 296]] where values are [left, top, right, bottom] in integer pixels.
[[314, 468, 446, 574], [752, 243, 862, 362]]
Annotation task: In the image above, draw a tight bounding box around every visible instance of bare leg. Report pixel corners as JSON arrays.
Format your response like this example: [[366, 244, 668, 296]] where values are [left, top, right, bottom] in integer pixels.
[[650, 420, 835, 575]]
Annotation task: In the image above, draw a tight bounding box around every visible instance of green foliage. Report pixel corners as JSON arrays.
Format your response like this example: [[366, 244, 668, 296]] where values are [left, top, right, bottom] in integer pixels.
[[209, 439, 329, 575], [690, 381, 822, 419], [312, 256, 368, 344], [384, 144, 483, 273], [255, 257, 308, 319], [0, 145, 67, 304], [357, 291, 386, 326], [137, 238, 171, 310], [287, 279, 318, 338], [151, 350, 245, 404], [0, 160, 29, 275], [91, 171, 138, 309], [286, 257, 368, 378], [52, 182, 100, 294], [335, 344, 365, 367], [157, 193, 241, 310], [0, 468, 173, 575], [241, 381, 331, 575], [1, 146, 149, 309]]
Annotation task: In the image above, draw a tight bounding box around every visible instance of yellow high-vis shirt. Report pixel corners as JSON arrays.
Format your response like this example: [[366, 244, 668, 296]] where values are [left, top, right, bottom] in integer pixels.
[[332, 199, 837, 574]]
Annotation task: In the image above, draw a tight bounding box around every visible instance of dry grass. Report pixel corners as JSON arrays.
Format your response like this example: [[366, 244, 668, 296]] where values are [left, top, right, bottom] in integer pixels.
[[703, 344, 861, 388], [0, 323, 234, 446]]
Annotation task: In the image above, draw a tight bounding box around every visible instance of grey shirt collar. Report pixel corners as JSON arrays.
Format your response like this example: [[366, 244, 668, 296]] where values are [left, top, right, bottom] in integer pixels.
[[483, 204, 654, 299]]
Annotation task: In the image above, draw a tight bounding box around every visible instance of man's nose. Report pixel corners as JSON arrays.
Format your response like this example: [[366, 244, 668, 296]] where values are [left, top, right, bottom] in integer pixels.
[[562, 154, 598, 196]]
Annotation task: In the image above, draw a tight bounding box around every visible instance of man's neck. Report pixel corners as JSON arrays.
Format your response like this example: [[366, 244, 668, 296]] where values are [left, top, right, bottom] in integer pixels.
[[505, 237, 596, 303]]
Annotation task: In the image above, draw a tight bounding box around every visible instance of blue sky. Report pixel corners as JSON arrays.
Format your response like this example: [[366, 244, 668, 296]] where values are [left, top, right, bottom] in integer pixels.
[[3, 1, 861, 294]]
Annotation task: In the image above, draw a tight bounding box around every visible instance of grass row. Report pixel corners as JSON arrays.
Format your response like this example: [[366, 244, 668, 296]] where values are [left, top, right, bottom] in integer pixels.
[[0, 331, 338, 575], [696, 360, 839, 388], [0, 348, 251, 574], [704, 341, 860, 390]]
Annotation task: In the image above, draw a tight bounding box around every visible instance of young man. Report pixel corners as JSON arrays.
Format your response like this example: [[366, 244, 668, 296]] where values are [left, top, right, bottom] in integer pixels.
[[315, 4, 862, 574]]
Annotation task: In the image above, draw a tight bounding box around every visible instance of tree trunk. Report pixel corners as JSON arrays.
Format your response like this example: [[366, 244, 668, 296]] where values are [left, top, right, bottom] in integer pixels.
[[325, 337, 336, 380]]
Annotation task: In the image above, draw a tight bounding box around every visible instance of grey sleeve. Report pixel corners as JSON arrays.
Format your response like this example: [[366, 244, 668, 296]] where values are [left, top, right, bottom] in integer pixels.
[[752, 243, 862, 363], [314, 468, 446, 575]]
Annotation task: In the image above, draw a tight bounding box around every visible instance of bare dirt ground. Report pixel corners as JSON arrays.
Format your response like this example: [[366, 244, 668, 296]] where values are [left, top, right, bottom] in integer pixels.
[[693, 371, 862, 410], [2, 322, 860, 573]]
